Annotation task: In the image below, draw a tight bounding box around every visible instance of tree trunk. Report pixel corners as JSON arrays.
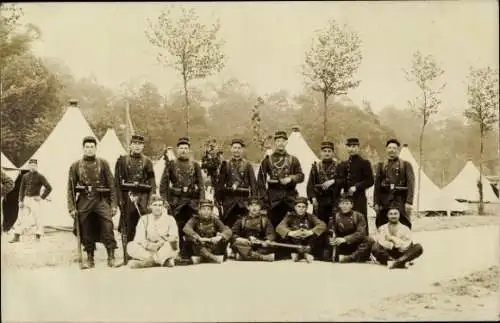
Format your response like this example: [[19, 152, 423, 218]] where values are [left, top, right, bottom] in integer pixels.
[[416, 123, 425, 214], [478, 126, 485, 215], [323, 92, 328, 140], [182, 71, 190, 137]]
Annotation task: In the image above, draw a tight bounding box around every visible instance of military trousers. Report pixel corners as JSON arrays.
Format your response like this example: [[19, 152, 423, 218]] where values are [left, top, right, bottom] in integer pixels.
[[13, 197, 44, 236], [332, 236, 373, 262], [127, 241, 179, 266], [371, 242, 423, 265]]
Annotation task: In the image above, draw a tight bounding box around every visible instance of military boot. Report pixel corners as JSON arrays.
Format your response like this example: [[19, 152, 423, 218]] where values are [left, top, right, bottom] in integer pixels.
[[9, 233, 20, 243], [35, 234, 41, 241], [106, 248, 121, 268], [82, 252, 95, 269]]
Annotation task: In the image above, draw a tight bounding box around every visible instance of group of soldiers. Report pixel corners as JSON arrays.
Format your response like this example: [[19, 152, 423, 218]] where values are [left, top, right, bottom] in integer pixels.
[[1, 129, 424, 270]]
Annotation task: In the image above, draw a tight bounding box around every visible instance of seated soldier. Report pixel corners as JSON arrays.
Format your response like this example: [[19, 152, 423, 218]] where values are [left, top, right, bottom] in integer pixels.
[[328, 194, 373, 263], [183, 199, 232, 264], [371, 205, 423, 269], [127, 195, 179, 269], [231, 196, 276, 262], [276, 196, 326, 263]]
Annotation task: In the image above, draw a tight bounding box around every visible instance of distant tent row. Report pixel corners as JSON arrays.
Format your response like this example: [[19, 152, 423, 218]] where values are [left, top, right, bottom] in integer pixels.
[[3, 102, 499, 229]]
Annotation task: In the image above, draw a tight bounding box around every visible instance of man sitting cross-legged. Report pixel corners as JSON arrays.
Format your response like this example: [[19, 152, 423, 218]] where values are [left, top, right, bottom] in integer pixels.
[[371, 204, 423, 269], [276, 196, 326, 263], [183, 199, 232, 264], [127, 195, 179, 269], [328, 194, 373, 263], [231, 196, 276, 262]]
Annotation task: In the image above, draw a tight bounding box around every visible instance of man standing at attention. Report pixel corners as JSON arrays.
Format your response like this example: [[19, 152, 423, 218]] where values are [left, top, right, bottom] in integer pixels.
[[337, 138, 374, 235], [257, 130, 304, 229], [215, 138, 257, 229], [373, 140, 415, 229], [9, 159, 52, 243], [159, 137, 205, 258]]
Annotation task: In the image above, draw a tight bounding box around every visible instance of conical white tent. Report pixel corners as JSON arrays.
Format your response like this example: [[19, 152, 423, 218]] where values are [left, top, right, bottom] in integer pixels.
[[399, 146, 466, 213], [22, 105, 99, 228], [285, 128, 319, 199], [443, 161, 499, 203], [1, 152, 20, 179], [153, 147, 176, 189], [97, 129, 126, 174]]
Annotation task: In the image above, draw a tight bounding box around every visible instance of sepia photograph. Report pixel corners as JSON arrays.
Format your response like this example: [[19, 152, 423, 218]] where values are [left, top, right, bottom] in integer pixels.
[[1, 1, 499, 321]]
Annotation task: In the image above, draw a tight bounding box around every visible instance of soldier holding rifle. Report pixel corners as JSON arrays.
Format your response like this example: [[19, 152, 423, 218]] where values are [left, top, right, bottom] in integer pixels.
[[67, 136, 120, 269], [257, 130, 304, 229], [159, 137, 205, 258], [115, 134, 156, 264], [306, 140, 340, 260], [373, 139, 415, 229], [215, 138, 257, 228]]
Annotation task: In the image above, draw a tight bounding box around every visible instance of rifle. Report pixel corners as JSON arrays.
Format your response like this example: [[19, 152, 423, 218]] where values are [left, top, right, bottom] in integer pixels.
[[70, 175, 84, 269], [252, 239, 311, 253], [119, 181, 152, 193]]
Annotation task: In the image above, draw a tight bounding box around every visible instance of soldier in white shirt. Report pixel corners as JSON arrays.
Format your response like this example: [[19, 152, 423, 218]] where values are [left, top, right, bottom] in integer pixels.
[[127, 195, 179, 268], [371, 204, 423, 269]]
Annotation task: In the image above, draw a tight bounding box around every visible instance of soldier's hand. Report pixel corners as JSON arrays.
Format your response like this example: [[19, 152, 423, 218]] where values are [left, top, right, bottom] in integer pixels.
[[321, 179, 335, 190], [235, 237, 250, 245], [349, 186, 357, 194], [334, 237, 346, 245], [129, 195, 139, 203], [287, 230, 299, 238], [212, 235, 223, 244], [329, 237, 336, 246], [34, 196, 41, 201], [280, 177, 292, 185], [248, 236, 258, 244], [18, 202, 24, 208], [262, 240, 270, 248], [302, 230, 314, 238], [405, 203, 412, 215], [374, 204, 380, 212], [312, 198, 319, 211], [70, 210, 77, 219]]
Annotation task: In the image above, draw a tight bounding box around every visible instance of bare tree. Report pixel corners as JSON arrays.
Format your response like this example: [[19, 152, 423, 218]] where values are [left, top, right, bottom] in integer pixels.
[[405, 51, 445, 213], [146, 6, 225, 136], [464, 66, 499, 214], [302, 19, 362, 140]]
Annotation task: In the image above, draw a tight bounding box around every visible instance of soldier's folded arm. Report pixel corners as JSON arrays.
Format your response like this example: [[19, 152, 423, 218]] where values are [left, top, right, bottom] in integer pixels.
[[182, 217, 199, 239], [231, 219, 244, 241], [310, 214, 326, 236], [290, 157, 304, 183], [344, 213, 367, 244], [215, 218, 232, 241], [265, 220, 276, 241], [375, 226, 394, 249], [275, 214, 291, 239], [405, 161, 415, 205]]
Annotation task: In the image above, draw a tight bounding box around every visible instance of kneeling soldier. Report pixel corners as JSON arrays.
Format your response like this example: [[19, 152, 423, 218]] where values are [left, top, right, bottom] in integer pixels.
[[328, 194, 373, 263], [276, 196, 326, 263], [183, 199, 232, 264], [127, 195, 179, 269], [371, 205, 423, 269], [231, 196, 276, 261]]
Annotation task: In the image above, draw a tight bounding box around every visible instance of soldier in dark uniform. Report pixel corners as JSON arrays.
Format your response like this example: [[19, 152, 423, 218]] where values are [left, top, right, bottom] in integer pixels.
[[257, 130, 304, 229], [327, 194, 373, 263], [276, 197, 326, 263], [231, 196, 276, 261], [215, 138, 257, 229], [1, 169, 15, 233], [67, 136, 120, 269], [337, 138, 374, 235], [10, 159, 52, 242], [306, 140, 340, 260], [114, 134, 156, 263], [373, 139, 415, 229], [183, 199, 232, 264], [159, 137, 205, 258]]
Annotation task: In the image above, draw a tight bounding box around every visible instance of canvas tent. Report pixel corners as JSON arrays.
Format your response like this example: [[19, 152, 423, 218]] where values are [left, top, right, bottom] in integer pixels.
[[399, 146, 466, 213], [153, 147, 176, 189], [443, 161, 499, 203], [1, 152, 16, 169], [97, 129, 126, 173], [21, 104, 99, 228]]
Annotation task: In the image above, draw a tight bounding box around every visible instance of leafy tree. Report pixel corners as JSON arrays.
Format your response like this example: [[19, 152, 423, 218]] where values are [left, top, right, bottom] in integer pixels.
[[146, 6, 225, 136], [464, 66, 499, 214], [302, 19, 362, 139], [405, 51, 445, 213]]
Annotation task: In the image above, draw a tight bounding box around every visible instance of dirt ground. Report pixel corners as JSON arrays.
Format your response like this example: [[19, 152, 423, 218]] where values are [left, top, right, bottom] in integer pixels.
[[339, 266, 500, 321]]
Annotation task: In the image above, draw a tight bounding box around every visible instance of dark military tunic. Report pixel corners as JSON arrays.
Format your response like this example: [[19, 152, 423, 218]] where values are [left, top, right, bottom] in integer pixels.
[[328, 210, 372, 261], [373, 157, 415, 229], [159, 157, 205, 256], [257, 151, 304, 228], [215, 157, 257, 228], [114, 153, 156, 242], [337, 154, 374, 234], [306, 158, 340, 221], [2, 170, 25, 232], [18, 171, 52, 201], [67, 156, 117, 252], [276, 211, 326, 252], [183, 215, 232, 257], [231, 214, 276, 259]]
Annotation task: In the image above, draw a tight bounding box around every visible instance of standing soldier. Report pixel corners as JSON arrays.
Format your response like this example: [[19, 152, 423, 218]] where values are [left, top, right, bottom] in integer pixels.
[[115, 134, 156, 264], [10, 159, 52, 243], [67, 136, 120, 269], [215, 138, 257, 229], [159, 137, 205, 259], [1, 170, 15, 232], [257, 130, 304, 229], [306, 141, 340, 260], [337, 138, 374, 235], [373, 139, 415, 229]]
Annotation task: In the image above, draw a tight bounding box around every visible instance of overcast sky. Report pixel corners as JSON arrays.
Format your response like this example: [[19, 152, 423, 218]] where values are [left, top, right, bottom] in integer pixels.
[[19, 1, 498, 116]]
